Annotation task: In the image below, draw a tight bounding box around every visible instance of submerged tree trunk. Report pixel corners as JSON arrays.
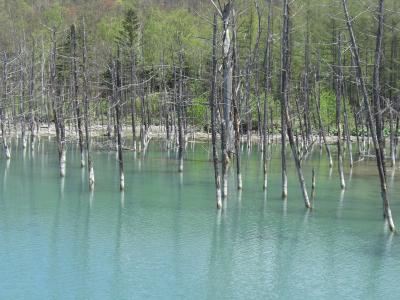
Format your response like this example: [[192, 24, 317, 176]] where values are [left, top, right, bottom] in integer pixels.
[[50, 29, 66, 177], [263, 0, 273, 190], [342, 0, 395, 231], [281, 0, 311, 208], [130, 49, 137, 152], [19, 51, 27, 149], [82, 19, 94, 190], [28, 41, 36, 148], [1, 54, 11, 159], [177, 49, 184, 173], [71, 25, 84, 167], [335, 35, 346, 190], [113, 51, 124, 191], [210, 13, 222, 208], [231, 7, 242, 190], [221, 1, 233, 197]]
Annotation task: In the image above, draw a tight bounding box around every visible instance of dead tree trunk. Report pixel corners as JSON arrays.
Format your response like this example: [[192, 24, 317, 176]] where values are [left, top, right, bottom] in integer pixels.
[[113, 50, 125, 191], [71, 25, 85, 167], [335, 35, 346, 189], [303, 18, 312, 146], [130, 49, 137, 152], [210, 13, 222, 208], [50, 29, 66, 177], [262, 0, 273, 190], [82, 19, 95, 190], [232, 9, 242, 190], [19, 50, 27, 149], [281, 0, 311, 208], [389, 24, 398, 167], [177, 49, 184, 173], [28, 41, 36, 148], [1, 54, 11, 159], [342, 0, 395, 231], [221, 1, 233, 197], [254, 2, 262, 146]]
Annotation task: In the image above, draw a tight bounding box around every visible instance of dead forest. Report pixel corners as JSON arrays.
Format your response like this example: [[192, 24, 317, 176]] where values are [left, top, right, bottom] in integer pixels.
[[0, 0, 399, 231]]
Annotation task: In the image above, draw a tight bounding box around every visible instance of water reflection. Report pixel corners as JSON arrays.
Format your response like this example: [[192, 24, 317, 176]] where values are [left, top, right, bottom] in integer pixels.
[[0, 139, 398, 299]]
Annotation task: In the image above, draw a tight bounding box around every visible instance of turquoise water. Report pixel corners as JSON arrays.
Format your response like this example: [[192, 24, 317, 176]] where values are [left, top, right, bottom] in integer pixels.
[[0, 138, 399, 299]]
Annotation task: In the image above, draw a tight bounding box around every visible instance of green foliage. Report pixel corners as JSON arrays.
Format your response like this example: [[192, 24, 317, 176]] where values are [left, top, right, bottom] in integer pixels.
[[117, 8, 140, 47], [1, 0, 398, 132], [188, 97, 207, 125], [42, 4, 65, 28], [97, 16, 123, 43], [319, 90, 336, 128], [142, 7, 209, 76]]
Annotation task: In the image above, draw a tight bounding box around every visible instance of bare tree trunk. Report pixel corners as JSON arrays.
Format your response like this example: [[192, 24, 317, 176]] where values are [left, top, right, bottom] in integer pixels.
[[303, 17, 312, 146], [244, 62, 251, 148], [41, 37, 49, 134], [50, 29, 63, 177], [389, 24, 398, 167], [254, 2, 262, 146], [177, 49, 184, 173], [263, 0, 273, 190], [130, 49, 137, 152], [71, 25, 84, 167], [221, 1, 233, 197], [28, 41, 36, 149], [1, 54, 11, 159], [281, 0, 311, 208], [281, 105, 287, 198], [19, 50, 27, 149], [211, 13, 222, 208], [82, 19, 95, 190], [335, 35, 346, 189], [342, 0, 395, 231], [232, 9, 242, 190], [113, 50, 125, 191]]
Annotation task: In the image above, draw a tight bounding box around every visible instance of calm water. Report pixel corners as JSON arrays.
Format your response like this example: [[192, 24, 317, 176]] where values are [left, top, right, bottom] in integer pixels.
[[0, 137, 399, 299]]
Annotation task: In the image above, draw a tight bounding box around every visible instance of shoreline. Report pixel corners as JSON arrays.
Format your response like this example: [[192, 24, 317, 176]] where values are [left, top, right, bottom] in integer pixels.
[[8, 123, 365, 145]]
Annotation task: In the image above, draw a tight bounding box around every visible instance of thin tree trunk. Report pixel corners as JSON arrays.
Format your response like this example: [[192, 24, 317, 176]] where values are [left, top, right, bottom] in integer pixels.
[[342, 0, 395, 231], [19, 50, 27, 149], [335, 35, 346, 189], [210, 13, 222, 208], [1, 54, 11, 159], [262, 0, 273, 190], [177, 49, 184, 173], [28, 41, 36, 148], [221, 1, 233, 197], [232, 9, 242, 190], [82, 19, 95, 190], [281, 0, 311, 208], [71, 25, 84, 167], [130, 50, 137, 151], [113, 50, 125, 191]]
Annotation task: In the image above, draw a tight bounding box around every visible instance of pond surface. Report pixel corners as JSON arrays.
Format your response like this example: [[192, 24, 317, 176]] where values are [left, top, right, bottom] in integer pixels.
[[0, 138, 399, 299]]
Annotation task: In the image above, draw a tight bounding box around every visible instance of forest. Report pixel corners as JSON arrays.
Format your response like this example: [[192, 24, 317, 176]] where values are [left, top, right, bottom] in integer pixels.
[[0, 0, 399, 228]]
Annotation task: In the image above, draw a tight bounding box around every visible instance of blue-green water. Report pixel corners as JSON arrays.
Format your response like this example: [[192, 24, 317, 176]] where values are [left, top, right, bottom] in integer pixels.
[[0, 138, 399, 299]]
